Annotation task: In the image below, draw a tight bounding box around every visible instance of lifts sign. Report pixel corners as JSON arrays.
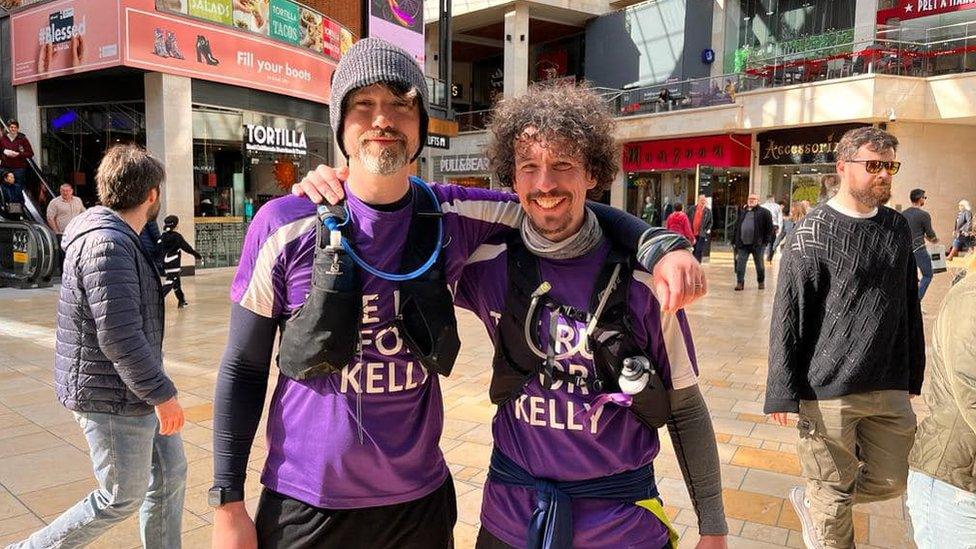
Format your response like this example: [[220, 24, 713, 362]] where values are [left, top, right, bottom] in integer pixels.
[[244, 124, 307, 155], [877, 0, 976, 23]]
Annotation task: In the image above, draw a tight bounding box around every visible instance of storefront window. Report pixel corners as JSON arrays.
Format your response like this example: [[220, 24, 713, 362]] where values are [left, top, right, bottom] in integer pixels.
[[40, 103, 147, 206], [191, 106, 331, 218], [724, 0, 857, 73]]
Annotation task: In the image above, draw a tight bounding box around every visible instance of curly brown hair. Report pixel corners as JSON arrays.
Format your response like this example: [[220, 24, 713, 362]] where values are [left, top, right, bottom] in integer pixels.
[[486, 83, 619, 199]]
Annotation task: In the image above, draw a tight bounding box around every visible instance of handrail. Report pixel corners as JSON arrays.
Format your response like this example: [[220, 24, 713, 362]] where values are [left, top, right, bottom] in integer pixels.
[[610, 34, 976, 118]]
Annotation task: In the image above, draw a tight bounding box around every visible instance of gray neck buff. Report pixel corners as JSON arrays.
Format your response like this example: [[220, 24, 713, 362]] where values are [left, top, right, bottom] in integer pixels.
[[520, 207, 604, 260]]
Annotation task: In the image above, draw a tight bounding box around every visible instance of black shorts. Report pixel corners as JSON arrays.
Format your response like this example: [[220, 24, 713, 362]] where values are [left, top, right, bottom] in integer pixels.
[[255, 477, 457, 549], [475, 527, 515, 549]]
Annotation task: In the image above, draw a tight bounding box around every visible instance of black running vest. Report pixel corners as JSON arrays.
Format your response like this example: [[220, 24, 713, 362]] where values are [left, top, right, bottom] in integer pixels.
[[277, 188, 461, 381], [489, 237, 671, 429]]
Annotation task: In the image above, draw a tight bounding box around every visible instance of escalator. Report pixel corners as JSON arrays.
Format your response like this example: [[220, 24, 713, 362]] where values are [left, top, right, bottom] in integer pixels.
[[0, 155, 60, 289]]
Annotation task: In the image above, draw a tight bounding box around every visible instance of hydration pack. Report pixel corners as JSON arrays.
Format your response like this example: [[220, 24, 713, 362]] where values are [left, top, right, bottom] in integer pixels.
[[277, 184, 460, 381], [489, 236, 671, 429]]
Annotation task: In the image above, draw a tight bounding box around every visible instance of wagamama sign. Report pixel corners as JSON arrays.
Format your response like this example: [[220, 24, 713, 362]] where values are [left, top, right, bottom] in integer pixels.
[[244, 124, 308, 155]]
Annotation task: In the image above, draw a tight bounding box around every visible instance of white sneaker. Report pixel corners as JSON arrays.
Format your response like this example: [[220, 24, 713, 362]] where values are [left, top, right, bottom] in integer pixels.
[[789, 486, 823, 549]]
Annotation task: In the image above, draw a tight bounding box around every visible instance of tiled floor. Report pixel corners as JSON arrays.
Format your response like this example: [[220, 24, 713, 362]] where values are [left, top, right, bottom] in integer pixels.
[[0, 249, 954, 548]]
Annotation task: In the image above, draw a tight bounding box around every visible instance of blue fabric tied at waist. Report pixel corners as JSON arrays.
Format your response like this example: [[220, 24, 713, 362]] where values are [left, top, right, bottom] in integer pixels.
[[487, 449, 659, 549]]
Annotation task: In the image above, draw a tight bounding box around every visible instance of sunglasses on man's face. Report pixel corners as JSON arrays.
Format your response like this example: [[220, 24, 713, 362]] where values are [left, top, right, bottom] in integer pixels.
[[848, 159, 901, 175]]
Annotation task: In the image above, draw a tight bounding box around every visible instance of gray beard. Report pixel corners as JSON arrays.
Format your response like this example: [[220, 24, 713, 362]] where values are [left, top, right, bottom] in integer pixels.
[[358, 143, 408, 175]]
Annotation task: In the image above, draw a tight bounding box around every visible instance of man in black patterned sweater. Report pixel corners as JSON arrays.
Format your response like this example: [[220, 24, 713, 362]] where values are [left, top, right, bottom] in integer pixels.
[[763, 127, 924, 549]]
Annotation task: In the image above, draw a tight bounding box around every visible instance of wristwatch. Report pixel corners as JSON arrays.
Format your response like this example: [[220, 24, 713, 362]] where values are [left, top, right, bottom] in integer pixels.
[[208, 486, 245, 507]]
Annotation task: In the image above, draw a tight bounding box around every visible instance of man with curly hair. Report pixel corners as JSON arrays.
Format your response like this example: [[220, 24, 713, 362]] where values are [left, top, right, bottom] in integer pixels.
[[214, 39, 707, 548], [454, 84, 727, 549]]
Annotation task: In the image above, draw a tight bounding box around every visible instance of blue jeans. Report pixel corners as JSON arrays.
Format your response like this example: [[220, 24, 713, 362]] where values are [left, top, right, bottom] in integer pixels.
[[914, 248, 934, 300], [9, 411, 187, 549], [906, 470, 976, 549]]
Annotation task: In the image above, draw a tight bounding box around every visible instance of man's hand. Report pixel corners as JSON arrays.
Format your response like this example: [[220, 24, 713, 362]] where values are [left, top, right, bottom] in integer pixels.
[[292, 164, 348, 205], [696, 534, 728, 549], [213, 502, 257, 549], [154, 396, 185, 435], [770, 412, 790, 426], [653, 249, 707, 313], [3, 149, 17, 158]]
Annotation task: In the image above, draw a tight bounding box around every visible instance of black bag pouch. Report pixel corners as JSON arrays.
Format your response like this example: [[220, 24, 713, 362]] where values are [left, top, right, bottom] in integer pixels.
[[277, 220, 362, 380], [591, 328, 671, 429], [396, 275, 460, 377]]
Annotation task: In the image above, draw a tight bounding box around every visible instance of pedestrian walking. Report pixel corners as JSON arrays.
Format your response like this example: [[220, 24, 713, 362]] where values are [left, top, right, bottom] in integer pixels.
[[732, 193, 775, 291], [772, 201, 807, 254], [947, 199, 973, 261], [46, 183, 86, 234], [905, 252, 976, 549], [764, 127, 924, 549], [159, 215, 202, 308], [902, 188, 939, 300], [140, 218, 163, 274], [666, 202, 695, 244], [8, 144, 186, 549], [761, 195, 783, 262], [688, 194, 713, 261], [0, 119, 34, 188]]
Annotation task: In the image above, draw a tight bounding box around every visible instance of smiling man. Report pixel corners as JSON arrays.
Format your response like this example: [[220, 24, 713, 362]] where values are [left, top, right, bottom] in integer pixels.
[[454, 84, 727, 549], [764, 127, 925, 549], [211, 39, 705, 549]]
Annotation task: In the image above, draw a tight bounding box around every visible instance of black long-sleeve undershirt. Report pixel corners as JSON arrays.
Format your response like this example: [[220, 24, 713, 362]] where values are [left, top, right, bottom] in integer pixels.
[[212, 303, 277, 491]]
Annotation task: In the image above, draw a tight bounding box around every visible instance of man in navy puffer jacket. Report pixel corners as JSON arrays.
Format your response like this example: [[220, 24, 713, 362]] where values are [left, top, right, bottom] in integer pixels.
[[10, 144, 187, 549]]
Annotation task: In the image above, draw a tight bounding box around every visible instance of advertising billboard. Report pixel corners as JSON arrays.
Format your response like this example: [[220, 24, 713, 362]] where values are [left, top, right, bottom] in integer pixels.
[[268, 0, 300, 45], [124, 6, 335, 102], [368, 0, 424, 69], [10, 0, 122, 85]]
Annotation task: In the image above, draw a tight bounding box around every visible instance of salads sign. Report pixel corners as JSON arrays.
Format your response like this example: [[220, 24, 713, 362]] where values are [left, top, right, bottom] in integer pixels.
[[188, 0, 232, 26]]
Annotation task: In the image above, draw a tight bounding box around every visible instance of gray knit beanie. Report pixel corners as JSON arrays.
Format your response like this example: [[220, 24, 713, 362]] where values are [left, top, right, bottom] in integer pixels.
[[329, 37, 429, 161]]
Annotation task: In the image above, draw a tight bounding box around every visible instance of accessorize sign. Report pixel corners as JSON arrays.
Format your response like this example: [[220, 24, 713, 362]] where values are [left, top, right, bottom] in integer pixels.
[[622, 134, 753, 172], [877, 0, 976, 24], [10, 0, 122, 85], [757, 124, 869, 166], [244, 124, 307, 155], [368, 0, 424, 69]]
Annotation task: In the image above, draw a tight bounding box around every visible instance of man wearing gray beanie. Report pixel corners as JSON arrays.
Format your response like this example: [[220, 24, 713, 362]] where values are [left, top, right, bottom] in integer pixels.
[[211, 38, 705, 549]]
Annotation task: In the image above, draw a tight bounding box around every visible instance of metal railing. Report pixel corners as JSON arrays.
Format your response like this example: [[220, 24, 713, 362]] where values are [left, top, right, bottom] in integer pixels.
[[612, 34, 976, 118], [456, 109, 491, 132]]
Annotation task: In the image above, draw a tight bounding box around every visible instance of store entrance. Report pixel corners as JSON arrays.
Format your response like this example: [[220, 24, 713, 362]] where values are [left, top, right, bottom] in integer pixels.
[[711, 170, 751, 243], [41, 103, 147, 208]]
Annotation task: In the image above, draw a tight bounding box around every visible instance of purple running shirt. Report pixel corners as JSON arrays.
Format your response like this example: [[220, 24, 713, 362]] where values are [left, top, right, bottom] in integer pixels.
[[230, 182, 520, 508], [455, 239, 700, 548]]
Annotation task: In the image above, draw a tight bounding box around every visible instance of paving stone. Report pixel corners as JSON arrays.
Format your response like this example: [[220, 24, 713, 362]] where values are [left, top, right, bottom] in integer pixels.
[[731, 447, 802, 476]]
